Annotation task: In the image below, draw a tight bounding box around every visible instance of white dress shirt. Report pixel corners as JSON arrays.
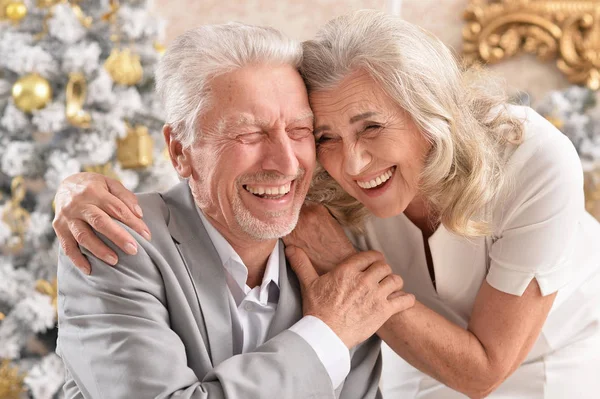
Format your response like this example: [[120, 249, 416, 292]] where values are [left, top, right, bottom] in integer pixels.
[[197, 209, 350, 388]]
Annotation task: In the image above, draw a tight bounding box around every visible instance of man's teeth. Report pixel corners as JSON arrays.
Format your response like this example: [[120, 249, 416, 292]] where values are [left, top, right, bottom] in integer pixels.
[[356, 168, 394, 189], [245, 182, 291, 196]]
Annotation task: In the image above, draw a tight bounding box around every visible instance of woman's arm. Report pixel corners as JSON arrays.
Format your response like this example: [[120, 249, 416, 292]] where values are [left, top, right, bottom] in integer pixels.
[[378, 280, 556, 399], [284, 203, 557, 399], [396, 126, 586, 397], [53, 172, 149, 274]]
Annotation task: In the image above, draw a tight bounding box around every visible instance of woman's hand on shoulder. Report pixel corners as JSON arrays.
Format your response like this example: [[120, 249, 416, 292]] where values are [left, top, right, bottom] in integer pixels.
[[53, 172, 150, 274], [283, 202, 357, 274]]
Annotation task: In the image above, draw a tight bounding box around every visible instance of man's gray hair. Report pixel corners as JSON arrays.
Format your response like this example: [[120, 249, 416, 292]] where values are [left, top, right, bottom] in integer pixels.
[[155, 23, 302, 148]]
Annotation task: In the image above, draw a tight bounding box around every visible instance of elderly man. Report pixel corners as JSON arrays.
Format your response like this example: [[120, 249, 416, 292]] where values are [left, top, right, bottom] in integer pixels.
[[55, 23, 413, 398]]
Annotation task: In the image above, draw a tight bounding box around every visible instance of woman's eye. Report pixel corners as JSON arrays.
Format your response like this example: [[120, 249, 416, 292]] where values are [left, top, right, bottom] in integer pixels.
[[361, 125, 383, 138], [315, 135, 333, 144]]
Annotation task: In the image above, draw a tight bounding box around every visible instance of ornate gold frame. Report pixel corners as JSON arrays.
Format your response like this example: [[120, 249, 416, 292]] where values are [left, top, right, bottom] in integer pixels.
[[463, 0, 600, 90]]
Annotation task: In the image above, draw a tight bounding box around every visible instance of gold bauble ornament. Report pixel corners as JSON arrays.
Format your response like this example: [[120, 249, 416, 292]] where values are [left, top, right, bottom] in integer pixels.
[[117, 123, 154, 169], [0, 312, 5, 321], [0, 360, 26, 399], [11, 73, 52, 113], [65, 72, 92, 128], [104, 48, 144, 86], [1, 176, 31, 254], [2, 0, 27, 23]]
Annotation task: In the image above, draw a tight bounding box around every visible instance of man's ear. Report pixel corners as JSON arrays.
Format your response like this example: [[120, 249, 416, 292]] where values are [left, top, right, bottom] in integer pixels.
[[163, 124, 192, 178]]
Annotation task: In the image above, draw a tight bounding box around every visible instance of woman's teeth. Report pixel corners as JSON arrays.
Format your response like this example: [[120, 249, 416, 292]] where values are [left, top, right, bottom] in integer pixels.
[[245, 182, 291, 198], [356, 167, 394, 189]]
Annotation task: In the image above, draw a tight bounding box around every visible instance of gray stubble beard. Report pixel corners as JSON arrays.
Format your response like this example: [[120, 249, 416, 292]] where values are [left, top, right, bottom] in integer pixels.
[[233, 168, 308, 240]]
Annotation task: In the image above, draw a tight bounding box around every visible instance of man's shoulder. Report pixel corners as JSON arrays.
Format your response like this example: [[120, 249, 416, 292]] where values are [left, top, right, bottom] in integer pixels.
[[136, 191, 170, 229], [134, 181, 190, 240], [129, 182, 218, 276]]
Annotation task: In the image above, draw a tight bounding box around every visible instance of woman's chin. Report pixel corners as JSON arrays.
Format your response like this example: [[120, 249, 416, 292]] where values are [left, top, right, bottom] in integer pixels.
[[358, 189, 412, 219], [364, 202, 405, 219]]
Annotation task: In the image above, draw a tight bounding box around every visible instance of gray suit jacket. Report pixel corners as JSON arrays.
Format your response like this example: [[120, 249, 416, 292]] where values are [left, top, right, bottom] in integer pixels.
[[57, 181, 382, 399]]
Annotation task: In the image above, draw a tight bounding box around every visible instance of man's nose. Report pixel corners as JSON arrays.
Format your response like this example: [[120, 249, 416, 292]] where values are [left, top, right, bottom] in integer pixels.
[[261, 132, 300, 176], [343, 141, 372, 177]]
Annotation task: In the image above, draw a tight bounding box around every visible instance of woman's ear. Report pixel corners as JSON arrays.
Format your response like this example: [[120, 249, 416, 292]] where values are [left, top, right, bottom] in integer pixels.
[[163, 124, 192, 178]]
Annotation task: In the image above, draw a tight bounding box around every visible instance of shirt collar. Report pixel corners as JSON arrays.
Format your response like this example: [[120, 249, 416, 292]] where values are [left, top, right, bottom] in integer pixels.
[[196, 208, 280, 303]]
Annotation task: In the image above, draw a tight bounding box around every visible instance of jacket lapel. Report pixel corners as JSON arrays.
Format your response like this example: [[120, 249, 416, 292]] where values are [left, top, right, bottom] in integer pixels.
[[162, 181, 234, 367], [266, 242, 303, 340]]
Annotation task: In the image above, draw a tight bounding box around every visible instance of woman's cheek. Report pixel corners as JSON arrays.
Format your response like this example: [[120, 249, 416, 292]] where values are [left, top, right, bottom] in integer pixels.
[[317, 146, 340, 176]]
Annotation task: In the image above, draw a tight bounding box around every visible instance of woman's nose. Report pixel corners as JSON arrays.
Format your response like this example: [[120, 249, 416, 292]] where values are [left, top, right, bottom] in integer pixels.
[[343, 141, 372, 177]]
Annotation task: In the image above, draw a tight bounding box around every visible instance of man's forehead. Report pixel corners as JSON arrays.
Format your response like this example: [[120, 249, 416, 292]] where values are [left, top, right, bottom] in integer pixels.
[[221, 111, 314, 128]]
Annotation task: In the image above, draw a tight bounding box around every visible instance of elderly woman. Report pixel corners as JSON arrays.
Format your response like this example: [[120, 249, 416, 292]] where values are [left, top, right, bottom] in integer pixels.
[[52, 10, 600, 399]]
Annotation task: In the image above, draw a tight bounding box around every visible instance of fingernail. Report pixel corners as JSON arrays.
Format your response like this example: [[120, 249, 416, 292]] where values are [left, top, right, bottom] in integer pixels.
[[125, 242, 138, 255], [285, 246, 296, 256], [134, 205, 143, 217], [83, 267, 91, 275], [142, 230, 151, 241], [106, 255, 118, 265]]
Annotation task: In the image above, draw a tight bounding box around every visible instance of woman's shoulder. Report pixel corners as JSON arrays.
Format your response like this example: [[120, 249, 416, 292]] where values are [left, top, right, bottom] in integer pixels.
[[504, 104, 573, 154], [491, 105, 584, 231], [501, 104, 582, 177]]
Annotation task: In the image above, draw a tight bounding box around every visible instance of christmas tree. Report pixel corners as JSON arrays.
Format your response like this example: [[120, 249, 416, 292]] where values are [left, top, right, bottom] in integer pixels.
[[536, 85, 600, 220], [0, 1, 178, 397], [536, 85, 600, 165]]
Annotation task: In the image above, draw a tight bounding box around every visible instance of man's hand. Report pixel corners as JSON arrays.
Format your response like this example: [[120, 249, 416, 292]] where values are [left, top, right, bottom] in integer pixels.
[[286, 246, 415, 349], [283, 202, 357, 274], [52, 172, 150, 274]]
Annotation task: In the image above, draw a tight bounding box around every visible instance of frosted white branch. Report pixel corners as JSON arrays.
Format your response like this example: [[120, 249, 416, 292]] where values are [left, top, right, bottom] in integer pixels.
[[48, 4, 87, 45], [25, 353, 66, 399], [32, 102, 67, 133], [62, 41, 102, 76], [1, 140, 40, 177], [1, 102, 30, 133], [44, 151, 82, 190]]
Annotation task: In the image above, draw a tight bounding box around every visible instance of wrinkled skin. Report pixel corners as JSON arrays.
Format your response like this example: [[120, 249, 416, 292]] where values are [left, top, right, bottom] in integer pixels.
[[286, 247, 413, 348], [283, 202, 357, 274]]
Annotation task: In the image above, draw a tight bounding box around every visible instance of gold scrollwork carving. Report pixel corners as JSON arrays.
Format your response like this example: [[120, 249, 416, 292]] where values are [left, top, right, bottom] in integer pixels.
[[463, 0, 600, 90]]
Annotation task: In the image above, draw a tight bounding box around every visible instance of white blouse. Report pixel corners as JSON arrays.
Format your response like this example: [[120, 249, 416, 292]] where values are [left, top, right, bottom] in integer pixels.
[[350, 105, 600, 398]]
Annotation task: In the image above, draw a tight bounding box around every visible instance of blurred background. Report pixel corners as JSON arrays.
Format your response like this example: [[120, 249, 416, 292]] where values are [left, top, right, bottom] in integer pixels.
[[152, 0, 570, 98], [0, 0, 599, 398]]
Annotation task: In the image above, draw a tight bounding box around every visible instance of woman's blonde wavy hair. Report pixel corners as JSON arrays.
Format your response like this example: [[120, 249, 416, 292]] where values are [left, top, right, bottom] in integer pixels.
[[301, 10, 523, 237]]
